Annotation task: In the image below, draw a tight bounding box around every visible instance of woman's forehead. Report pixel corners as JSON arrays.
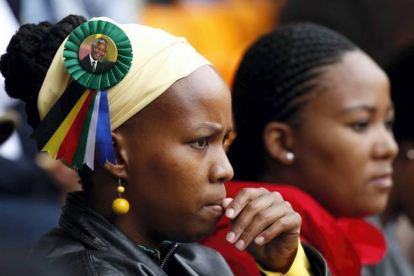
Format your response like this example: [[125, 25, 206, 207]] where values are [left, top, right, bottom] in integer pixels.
[[162, 66, 230, 111], [121, 66, 231, 132]]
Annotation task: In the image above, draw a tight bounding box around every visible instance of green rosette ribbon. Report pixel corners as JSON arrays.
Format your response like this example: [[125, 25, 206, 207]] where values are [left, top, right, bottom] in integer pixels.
[[63, 20, 133, 90]]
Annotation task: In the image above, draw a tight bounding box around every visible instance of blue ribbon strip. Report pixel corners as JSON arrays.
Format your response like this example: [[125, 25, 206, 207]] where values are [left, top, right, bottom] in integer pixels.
[[96, 90, 116, 165]]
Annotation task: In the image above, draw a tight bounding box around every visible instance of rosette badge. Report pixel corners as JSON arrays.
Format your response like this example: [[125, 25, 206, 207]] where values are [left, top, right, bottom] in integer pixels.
[[64, 20, 132, 90], [31, 20, 133, 171]]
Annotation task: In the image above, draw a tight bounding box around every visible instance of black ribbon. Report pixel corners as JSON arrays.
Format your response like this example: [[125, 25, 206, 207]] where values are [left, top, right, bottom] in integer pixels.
[[30, 81, 87, 151]]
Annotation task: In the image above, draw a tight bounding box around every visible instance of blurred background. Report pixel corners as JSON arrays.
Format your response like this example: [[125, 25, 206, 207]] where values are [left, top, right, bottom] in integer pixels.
[[1, 0, 414, 270]]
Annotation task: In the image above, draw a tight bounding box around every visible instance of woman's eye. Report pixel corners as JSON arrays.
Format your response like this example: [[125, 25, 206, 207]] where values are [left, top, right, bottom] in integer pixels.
[[350, 121, 369, 132], [222, 134, 229, 145], [385, 119, 395, 131], [191, 138, 208, 149]]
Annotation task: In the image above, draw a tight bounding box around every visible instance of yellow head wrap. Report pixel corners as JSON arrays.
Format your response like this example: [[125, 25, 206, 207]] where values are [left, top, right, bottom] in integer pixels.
[[38, 17, 210, 130]]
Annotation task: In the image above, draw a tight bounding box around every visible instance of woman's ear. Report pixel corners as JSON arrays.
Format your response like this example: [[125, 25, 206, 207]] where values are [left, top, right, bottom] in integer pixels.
[[103, 131, 129, 180], [263, 122, 295, 165]]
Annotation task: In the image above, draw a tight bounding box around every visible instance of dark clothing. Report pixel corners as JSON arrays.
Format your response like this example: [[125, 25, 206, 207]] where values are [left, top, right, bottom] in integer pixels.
[[80, 56, 114, 74], [0, 156, 58, 198], [0, 196, 60, 248], [31, 191, 233, 276]]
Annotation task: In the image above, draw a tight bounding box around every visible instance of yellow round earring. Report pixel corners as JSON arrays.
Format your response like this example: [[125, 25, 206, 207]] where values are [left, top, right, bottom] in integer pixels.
[[112, 174, 130, 215]]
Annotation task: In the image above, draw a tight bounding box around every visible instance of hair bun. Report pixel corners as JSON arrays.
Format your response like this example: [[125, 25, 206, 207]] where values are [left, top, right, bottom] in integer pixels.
[[0, 14, 87, 129]]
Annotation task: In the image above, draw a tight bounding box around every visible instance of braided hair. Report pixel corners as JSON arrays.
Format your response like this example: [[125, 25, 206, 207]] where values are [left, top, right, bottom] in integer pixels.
[[0, 14, 87, 130], [386, 44, 414, 142], [0, 14, 89, 191], [228, 23, 357, 181]]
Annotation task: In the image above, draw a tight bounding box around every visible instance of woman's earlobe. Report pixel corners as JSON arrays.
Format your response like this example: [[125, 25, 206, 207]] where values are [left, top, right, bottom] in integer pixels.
[[102, 132, 128, 179], [263, 122, 295, 165]]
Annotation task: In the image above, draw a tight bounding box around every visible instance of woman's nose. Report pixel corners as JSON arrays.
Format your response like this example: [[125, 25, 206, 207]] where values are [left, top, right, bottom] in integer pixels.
[[372, 126, 399, 161], [210, 148, 234, 184]]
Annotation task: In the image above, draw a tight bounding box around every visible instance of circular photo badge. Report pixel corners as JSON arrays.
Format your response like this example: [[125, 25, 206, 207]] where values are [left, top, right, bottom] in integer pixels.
[[63, 20, 133, 90], [79, 35, 117, 74]]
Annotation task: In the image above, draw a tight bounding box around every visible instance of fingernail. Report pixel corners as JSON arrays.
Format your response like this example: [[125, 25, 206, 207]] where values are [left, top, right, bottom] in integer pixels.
[[255, 236, 265, 245], [222, 198, 233, 208], [226, 208, 235, 218], [226, 231, 236, 243], [235, 239, 245, 251]]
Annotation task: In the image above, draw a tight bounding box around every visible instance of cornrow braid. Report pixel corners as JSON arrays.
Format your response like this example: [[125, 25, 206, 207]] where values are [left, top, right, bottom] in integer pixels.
[[228, 23, 357, 181]]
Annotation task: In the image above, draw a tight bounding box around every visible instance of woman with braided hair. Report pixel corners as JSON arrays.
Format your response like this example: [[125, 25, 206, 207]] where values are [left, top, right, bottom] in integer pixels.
[[201, 23, 398, 275], [0, 15, 329, 276]]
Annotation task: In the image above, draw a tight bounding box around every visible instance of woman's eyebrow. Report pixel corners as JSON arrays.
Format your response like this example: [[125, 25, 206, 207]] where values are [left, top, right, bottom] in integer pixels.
[[340, 104, 376, 114], [340, 103, 394, 114], [194, 122, 233, 134], [195, 122, 224, 133]]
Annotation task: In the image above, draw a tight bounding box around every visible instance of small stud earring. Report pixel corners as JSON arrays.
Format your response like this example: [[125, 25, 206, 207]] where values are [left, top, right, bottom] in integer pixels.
[[286, 152, 295, 161], [112, 172, 130, 215]]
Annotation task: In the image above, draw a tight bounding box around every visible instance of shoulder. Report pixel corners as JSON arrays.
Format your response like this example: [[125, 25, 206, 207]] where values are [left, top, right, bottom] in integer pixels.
[[30, 228, 93, 275], [99, 60, 112, 64], [99, 60, 114, 68], [177, 243, 233, 276], [30, 228, 130, 276], [45, 251, 126, 276], [31, 227, 84, 259], [30, 227, 168, 276]]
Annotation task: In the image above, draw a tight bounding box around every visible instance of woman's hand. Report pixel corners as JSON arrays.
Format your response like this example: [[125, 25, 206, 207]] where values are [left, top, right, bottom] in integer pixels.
[[223, 187, 301, 273]]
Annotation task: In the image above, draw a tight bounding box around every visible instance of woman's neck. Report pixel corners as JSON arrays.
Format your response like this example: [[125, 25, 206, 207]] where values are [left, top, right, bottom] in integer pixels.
[[258, 165, 297, 186], [114, 216, 162, 249], [380, 197, 400, 226], [89, 169, 163, 250]]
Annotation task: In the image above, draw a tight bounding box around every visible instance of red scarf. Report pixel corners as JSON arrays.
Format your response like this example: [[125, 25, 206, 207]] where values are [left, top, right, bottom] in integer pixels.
[[200, 181, 386, 276]]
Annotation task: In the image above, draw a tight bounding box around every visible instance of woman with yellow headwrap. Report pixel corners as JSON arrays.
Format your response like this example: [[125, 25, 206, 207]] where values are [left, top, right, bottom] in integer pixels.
[[0, 15, 328, 275]]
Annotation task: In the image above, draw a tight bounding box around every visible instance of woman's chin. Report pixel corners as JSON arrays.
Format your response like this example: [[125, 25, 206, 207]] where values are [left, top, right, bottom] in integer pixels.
[[169, 224, 218, 243]]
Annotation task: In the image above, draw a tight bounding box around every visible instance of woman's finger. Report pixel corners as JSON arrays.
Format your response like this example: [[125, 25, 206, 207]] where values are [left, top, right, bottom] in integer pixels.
[[235, 200, 295, 250], [222, 198, 233, 209], [225, 187, 270, 219], [225, 191, 284, 245], [253, 210, 301, 247]]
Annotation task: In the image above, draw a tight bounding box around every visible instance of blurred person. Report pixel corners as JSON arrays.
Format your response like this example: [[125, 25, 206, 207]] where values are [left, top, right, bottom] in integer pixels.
[[36, 154, 82, 204], [0, 1, 63, 243], [0, 0, 23, 160], [365, 43, 414, 275], [0, 15, 329, 275], [19, 0, 144, 24], [0, 3, 80, 240], [0, 110, 60, 249], [0, 111, 17, 153], [1, 0, 81, 191], [385, 43, 414, 230], [201, 23, 398, 276]]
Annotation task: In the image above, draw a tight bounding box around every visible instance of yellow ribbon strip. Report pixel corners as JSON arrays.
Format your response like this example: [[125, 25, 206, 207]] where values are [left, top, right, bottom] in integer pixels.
[[42, 90, 90, 159]]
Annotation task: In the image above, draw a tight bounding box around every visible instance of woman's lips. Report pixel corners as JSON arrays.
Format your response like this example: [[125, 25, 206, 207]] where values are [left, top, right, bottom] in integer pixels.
[[369, 174, 393, 189], [204, 199, 225, 215], [204, 204, 224, 215]]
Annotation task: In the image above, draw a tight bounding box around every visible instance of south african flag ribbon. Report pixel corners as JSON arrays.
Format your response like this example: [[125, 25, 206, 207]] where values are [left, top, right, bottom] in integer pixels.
[[31, 81, 115, 171]]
